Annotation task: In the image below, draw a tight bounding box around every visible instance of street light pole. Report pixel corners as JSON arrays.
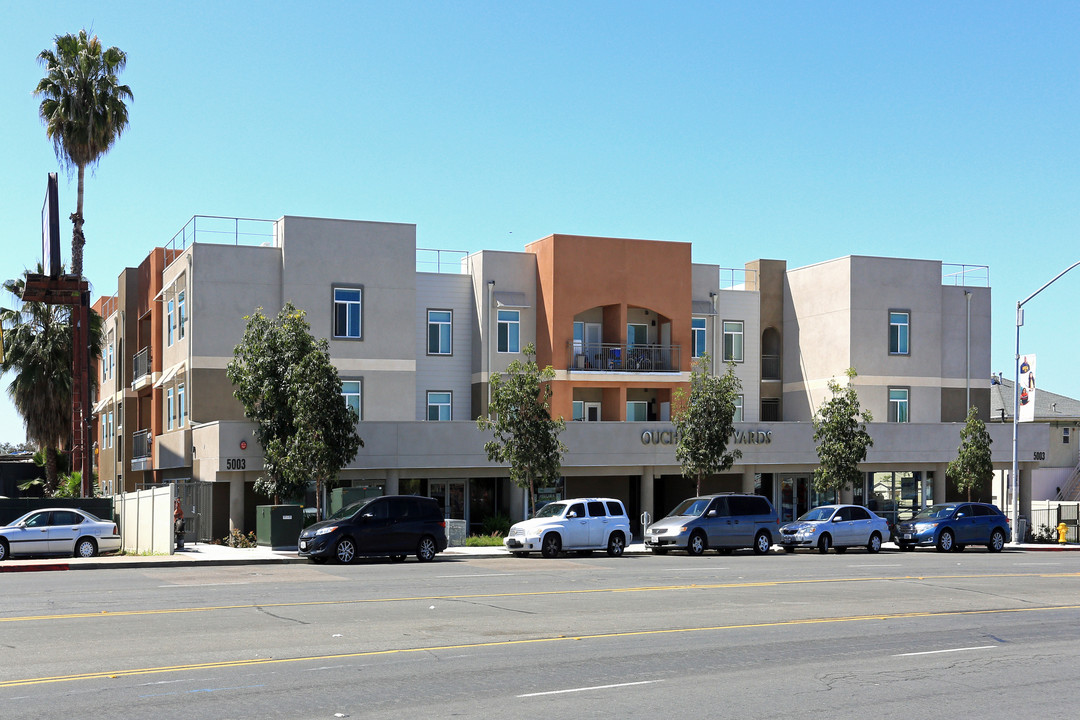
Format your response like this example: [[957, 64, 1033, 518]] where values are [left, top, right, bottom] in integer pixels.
[[1011, 260, 1080, 543]]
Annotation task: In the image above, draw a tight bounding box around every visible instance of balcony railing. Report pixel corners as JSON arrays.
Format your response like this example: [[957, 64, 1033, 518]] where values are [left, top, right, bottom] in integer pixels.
[[132, 429, 152, 461], [132, 347, 151, 388], [762, 354, 781, 380], [569, 343, 681, 373]]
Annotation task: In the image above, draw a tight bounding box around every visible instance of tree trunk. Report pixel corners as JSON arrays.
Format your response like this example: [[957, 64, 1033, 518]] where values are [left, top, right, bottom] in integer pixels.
[[70, 164, 86, 279], [44, 446, 58, 495], [528, 474, 535, 518], [696, 472, 702, 497]]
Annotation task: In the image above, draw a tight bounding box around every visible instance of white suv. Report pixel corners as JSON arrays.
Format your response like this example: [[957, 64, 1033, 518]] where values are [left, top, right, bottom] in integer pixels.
[[504, 498, 632, 558]]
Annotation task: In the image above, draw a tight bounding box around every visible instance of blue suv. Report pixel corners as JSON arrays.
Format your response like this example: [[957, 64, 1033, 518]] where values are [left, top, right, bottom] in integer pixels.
[[895, 502, 1010, 553]]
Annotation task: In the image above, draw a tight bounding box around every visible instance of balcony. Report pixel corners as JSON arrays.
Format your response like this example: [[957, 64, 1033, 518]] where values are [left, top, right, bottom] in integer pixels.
[[568, 343, 681, 373], [131, 429, 152, 472], [132, 347, 151, 390], [762, 354, 781, 381]]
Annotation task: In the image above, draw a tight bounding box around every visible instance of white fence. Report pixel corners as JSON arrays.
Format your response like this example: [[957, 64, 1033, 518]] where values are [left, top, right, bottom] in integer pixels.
[[114, 485, 176, 555]]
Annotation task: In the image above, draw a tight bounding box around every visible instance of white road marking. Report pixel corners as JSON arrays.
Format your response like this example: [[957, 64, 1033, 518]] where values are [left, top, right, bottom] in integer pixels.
[[894, 645, 997, 657], [518, 680, 661, 698]]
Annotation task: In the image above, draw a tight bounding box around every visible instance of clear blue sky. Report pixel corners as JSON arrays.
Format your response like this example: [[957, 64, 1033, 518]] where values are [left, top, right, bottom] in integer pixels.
[[2, 1, 1078, 443]]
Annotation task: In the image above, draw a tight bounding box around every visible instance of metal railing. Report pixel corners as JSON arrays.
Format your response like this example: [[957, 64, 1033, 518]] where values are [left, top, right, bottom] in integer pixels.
[[132, 429, 152, 461], [720, 267, 758, 290], [164, 216, 277, 270], [417, 248, 468, 274], [132, 347, 150, 387], [942, 263, 990, 287], [569, 343, 681, 373], [762, 354, 781, 380], [1054, 458, 1080, 501]]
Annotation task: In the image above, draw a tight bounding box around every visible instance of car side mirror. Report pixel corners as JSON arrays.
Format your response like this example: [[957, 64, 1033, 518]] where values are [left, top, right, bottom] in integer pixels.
[[707, 510, 717, 517], [956, 513, 965, 518], [832, 517, 842, 523], [362, 512, 374, 519], [567, 511, 578, 518]]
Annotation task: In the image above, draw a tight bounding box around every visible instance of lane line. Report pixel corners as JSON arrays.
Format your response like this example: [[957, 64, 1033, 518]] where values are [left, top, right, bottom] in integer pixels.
[[894, 645, 997, 657], [3, 604, 1079, 689], [518, 680, 661, 697]]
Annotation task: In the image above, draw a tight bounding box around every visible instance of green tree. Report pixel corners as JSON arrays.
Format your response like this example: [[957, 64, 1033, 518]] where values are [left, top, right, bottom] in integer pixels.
[[948, 406, 993, 501], [226, 303, 362, 508], [1, 266, 102, 493], [35, 30, 132, 278], [812, 368, 874, 494], [671, 354, 743, 496], [477, 343, 566, 516]]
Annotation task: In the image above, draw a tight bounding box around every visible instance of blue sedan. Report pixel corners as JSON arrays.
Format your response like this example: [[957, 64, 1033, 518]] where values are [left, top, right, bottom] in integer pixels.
[[895, 502, 1010, 553]]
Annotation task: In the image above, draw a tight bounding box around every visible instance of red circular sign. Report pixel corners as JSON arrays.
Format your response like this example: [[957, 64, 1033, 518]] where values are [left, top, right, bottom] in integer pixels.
[[240, 440, 248, 450]]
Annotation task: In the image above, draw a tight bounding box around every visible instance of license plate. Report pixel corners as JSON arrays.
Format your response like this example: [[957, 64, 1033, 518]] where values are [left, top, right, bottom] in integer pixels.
[[299, 540, 307, 550], [903, 534, 912, 540]]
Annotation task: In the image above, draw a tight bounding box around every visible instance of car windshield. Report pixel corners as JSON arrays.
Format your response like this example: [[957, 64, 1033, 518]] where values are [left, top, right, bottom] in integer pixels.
[[914, 505, 957, 520], [667, 498, 710, 518], [533, 502, 567, 519], [797, 507, 835, 522], [329, 500, 371, 521]]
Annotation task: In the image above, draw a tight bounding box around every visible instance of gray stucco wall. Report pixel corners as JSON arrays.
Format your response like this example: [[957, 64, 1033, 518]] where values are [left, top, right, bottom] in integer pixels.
[[415, 273, 474, 421]]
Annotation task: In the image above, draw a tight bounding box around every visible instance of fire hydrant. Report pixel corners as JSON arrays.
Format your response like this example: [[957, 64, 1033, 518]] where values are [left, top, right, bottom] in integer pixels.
[[1058, 522, 1069, 544]]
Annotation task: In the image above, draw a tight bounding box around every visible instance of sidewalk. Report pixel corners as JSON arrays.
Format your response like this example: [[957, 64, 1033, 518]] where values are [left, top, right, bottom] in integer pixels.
[[2, 540, 1077, 573]]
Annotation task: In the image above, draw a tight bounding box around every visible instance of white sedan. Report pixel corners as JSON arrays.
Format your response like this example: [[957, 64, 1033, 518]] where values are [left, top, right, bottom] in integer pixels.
[[0, 508, 121, 560], [778, 504, 890, 554]]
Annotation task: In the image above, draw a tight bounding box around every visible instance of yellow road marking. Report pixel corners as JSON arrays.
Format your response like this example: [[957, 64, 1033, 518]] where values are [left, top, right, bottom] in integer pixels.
[[3, 603, 1080, 689]]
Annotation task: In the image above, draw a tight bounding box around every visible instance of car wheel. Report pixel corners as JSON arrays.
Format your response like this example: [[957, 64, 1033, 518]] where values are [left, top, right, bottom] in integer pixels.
[[936, 529, 954, 553], [687, 531, 707, 556], [607, 532, 626, 557], [783, 545, 796, 554], [753, 532, 771, 555], [650, 547, 668, 555], [335, 537, 356, 564], [390, 554, 407, 563], [0, 539, 8, 561], [75, 537, 98, 559], [541, 533, 562, 559], [834, 546, 848, 554], [988, 529, 1006, 553], [817, 534, 831, 554], [416, 535, 438, 562], [867, 533, 882, 554]]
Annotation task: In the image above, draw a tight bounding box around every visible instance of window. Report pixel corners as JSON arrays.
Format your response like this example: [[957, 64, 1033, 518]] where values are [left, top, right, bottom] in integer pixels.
[[341, 380, 362, 421], [1064, 427, 1071, 444], [889, 311, 909, 355], [166, 299, 175, 346], [691, 317, 707, 358], [888, 387, 909, 423], [177, 383, 186, 428], [177, 290, 186, 340], [626, 401, 648, 421], [427, 310, 452, 355], [333, 287, 363, 339], [166, 387, 175, 431], [109, 342, 114, 379], [627, 323, 648, 347], [107, 411, 113, 449], [497, 310, 519, 353], [587, 501, 606, 517], [761, 398, 780, 421], [734, 394, 744, 422], [572, 400, 584, 421], [723, 321, 744, 362], [427, 391, 452, 421]]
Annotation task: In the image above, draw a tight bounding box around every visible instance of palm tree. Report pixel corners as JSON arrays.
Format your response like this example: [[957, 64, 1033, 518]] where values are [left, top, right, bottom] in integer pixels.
[[1, 267, 102, 493], [34, 30, 132, 279]]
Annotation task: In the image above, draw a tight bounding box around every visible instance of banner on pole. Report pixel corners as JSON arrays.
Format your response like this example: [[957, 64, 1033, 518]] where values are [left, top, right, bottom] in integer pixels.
[[1019, 354, 1036, 422]]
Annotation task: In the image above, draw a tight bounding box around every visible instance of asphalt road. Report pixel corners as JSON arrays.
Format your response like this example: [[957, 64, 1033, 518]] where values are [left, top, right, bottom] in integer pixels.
[[3, 548, 1080, 719]]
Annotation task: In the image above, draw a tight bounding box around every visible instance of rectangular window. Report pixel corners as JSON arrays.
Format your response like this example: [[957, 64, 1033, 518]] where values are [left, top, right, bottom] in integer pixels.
[[107, 411, 113, 449], [691, 318, 707, 358], [1064, 427, 1071, 444], [333, 287, 363, 339], [723, 321, 744, 362], [166, 299, 175, 346], [497, 310, 520, 353], [341, 380, 362, 421], [627, 323, 648, 347], [177, 383, 186, 428], [427, 391, 452, 421], [572, 400, 584, 421], [573, 322, 584, 355], [734, 394, 744, 422], [889, 311, 909, 355], [427, 310, 452, 355], [177, 290, 186, 340], [626, 401, 648, 421], [888, 387, 909, 423], [166, 387, 175, 431], [108, 343, 114, 379]]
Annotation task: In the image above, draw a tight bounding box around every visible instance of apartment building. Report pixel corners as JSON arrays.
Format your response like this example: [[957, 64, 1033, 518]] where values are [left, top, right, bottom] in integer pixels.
[[90, 215, 1048, 539]]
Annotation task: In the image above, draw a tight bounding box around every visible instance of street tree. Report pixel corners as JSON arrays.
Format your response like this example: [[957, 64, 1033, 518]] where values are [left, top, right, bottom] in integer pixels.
[[226, 303, 362, 507], [948, 406, 993, 501], [35, 30, 132, 278], [1, 266, 102, 493], [477, 343, 566, 516], [812, 368, 874, 495], [671, 354, 743, 496]]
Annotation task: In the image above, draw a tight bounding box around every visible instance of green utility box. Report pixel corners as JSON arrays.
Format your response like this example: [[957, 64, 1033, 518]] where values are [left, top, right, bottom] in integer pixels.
[[329, 486, 382, 516], [255, 504, 303, 550]]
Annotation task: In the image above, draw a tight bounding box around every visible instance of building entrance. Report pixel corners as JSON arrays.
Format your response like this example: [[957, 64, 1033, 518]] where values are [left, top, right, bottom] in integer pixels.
[[778, 475, 837, 523], [430, 480, 466, 521]]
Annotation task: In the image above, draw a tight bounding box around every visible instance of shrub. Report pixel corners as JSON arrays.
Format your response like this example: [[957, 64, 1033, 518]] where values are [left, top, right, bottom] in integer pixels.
[[480, 512, 511, 537]]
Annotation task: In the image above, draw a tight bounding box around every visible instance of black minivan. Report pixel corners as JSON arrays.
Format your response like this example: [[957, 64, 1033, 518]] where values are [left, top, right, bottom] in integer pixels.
[[298, 495, 448, 564]]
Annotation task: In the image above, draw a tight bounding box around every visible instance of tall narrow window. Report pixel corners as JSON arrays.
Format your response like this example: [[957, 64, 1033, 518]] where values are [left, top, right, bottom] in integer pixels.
[[734, 394, 744, 422], [177, 383, 186, 428], [341, 380, 362, 421], [108, 342, 114, 379], [572, 400, 584, 421], [627, 323, 648, 348], [626, 401, 648, 421], [107, 411, 114, 449], [177, 290, 186, 340], [888, 387, 909, 423], [166, 299, 175, 346], [427, 391, 452, 421], [691, 318, 707, 358], [497, 310, 520, 353], [166, 387, 175, 431], [333, 288, 363, 339], [427, 310, 452, 355], [889, 311, 909, 355], [723, 321, 744, 362]]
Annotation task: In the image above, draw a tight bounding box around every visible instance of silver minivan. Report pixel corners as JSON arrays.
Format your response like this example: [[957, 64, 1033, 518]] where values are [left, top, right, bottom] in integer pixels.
[[645, 493, 778, 555]]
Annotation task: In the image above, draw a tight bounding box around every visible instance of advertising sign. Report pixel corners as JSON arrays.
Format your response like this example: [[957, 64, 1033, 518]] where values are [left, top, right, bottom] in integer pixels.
[[1018, 354, 1036, 423], [41, 173, 61, 277]]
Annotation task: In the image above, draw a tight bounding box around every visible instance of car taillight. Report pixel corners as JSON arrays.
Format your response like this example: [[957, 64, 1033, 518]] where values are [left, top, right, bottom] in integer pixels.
[[439, 520, 446, 528], [112, 524, 118, 534]]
